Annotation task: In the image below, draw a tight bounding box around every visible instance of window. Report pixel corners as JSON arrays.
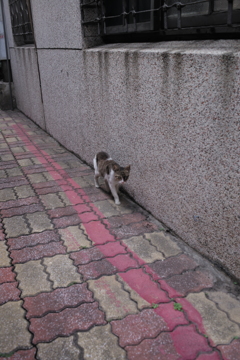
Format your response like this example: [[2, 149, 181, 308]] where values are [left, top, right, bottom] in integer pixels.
[[9, 0, 34, 45], [81, 0, 240, 39]]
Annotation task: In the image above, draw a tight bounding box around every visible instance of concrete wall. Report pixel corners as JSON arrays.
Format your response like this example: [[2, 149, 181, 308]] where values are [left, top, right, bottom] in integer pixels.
[[5, 0, 240, 280]]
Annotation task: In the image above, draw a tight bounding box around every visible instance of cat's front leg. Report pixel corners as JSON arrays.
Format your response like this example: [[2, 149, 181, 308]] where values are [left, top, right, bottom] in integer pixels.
[[94, 174, 100, 188], [108, 182, 121, 205]]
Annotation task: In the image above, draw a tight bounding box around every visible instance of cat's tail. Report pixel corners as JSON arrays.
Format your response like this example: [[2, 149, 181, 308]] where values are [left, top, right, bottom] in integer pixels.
[[96, 151, 110, 164]]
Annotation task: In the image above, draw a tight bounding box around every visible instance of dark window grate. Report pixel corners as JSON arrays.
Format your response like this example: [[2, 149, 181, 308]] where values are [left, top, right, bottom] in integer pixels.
[[9, 0, 34, 45], [81, 0, 240, 38]]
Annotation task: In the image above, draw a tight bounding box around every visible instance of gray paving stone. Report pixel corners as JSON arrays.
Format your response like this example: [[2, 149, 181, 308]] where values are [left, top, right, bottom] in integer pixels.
[[88, 275, 138, 320], [6, 167, 23, 177], [15, 185, 35, 198], [17, 158, 34, 167], [123, 235, 164, 263], [27, 173, 47, 183], [15, 260, 51, 296], [43, 254, 82, 288], [0, 301, 32, 353], [186, 292, 240, 345], [0, 241, 11, 266], [0, 188, 16, 201], [26, 212, 53, 232], [77, 324, 126, 360], [40, 193, 65, 209], [146, 231, 182, 257], [59, 226, 91, 252], [94, 200, 120, 217], [207, 291, 240, 324], [3, 216, 29, 238], [37, 336, 80, 360]]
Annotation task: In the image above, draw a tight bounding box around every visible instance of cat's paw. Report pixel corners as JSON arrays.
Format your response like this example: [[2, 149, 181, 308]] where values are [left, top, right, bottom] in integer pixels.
[[95, 184, 100, 188], [115, 200, 121, 205]]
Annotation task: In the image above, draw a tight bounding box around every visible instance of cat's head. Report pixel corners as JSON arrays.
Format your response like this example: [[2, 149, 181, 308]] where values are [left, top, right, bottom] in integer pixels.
[[113, 165, 130, 184]]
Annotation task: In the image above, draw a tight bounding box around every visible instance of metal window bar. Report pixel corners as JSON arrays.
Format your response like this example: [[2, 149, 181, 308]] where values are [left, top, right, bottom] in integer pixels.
[[9, 0, 34, 45], [81, 0, 240, 36]]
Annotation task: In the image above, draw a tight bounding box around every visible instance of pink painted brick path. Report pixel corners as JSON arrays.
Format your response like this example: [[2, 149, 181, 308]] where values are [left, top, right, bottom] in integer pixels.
[[0, 111, 238, 360]]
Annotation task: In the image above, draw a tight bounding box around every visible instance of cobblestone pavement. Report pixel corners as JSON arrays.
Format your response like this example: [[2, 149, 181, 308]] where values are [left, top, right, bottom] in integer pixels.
[[0, 110, 240, 360]]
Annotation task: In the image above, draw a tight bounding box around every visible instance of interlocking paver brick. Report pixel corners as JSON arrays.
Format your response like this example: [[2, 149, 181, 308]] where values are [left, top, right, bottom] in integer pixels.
[[11, 241, 66, 263], [107, 212, 147, 228], [196, 353, 222, 360], [52, 214, 81, 228], [0, 188, 16, 201], [0, 282, 21, 304], [37, 336, 80, 360], [59, 190, 84, 205], [111, 220, 159, 239], [39, 193, 64, 209], [93, 200, 120, 217], [185, 292, 240, 345], [207, 291, 240, 324], [30, 302, 106, 344], [108, 254, 139, 271], [88, 275, 138, 320], [0, 241, 11, 266], [24, 283, 93, 318], [0, 348, 36, 360], [71, 176, 89, 188], [27, 173, 48, 183], [6, 167, 23, 177], [77, 324, 126, 360], [78, 259, 117, 280], [120, 268, 170, 304], [1, 203, 44, 218], [145, 231, 182, 257], [3, 216, 29, 238], [58, 226, 91, 251], [70, 242, 127, 265], [26, 212, 53, 232], [47, 205, 77, 218], [0, 301, 32, 353], [116, 274, 150, 309], [14, 185, 35, 198], [126, 324, 212, 360], [0, 177, 29, 188], [162, 270, 214, 297], [111, 309, 169, 347], [0, 196, 39, 210], [15, 260, 51, 296], [217, 339, 240, 360], [7, 230, 60, 250], [0, 228, 5, 240], [35, 185, 62, 195], [0, 267, 16, 283], [148, 254, 198, 279], [123, 235, 164, 264], [1, 153, 14, 160], [43, 254, 81, 288], [17, 158, 33, 166], [82, 221, 116, 245]]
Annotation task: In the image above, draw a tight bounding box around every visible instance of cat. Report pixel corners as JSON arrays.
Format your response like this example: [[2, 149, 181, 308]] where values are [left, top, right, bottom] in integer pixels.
[[93, 151, 130, 205]]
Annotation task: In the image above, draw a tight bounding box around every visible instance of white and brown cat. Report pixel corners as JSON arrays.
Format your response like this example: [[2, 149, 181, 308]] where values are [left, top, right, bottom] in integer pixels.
[[93, 151, 130, 205]]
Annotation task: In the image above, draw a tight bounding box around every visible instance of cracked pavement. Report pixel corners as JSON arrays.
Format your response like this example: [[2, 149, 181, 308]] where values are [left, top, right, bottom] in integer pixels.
[[0, 110, 240, 360]]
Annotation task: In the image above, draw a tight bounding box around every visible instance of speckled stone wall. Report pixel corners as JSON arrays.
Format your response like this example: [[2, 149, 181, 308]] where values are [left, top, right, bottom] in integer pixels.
[[78, 42, 240, 279], [9, 47, 45, 129]]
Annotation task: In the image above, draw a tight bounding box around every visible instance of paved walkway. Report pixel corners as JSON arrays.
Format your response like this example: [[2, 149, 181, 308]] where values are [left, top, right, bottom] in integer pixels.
[[0, 110, 240, 360]]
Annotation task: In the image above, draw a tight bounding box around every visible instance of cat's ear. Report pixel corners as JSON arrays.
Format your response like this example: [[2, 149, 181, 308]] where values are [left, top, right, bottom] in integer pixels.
[[112, 164, 119, 171], [125, 165, 131, 172]]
